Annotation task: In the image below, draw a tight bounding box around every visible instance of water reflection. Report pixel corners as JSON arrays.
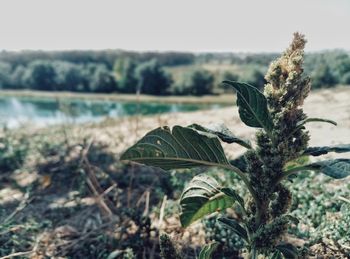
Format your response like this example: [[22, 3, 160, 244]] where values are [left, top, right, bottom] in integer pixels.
[[0, 96, 223, 128]]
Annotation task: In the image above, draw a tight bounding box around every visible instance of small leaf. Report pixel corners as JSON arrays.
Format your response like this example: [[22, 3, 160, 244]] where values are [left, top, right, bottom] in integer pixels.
[[304, 159, 350, 179], [199, 242, 219, 259], [121, 126, 230, 170], [217, 217, 248, 242], [222, 81, 273, 132], [304, 144, 350, 156], [296, 117, 337, 128], [275, 243, 298, 259], [180, 174, 234, 227], [221, 187, 245, 209], [270, 251, 283, 259], [188, 123, 252, 149]]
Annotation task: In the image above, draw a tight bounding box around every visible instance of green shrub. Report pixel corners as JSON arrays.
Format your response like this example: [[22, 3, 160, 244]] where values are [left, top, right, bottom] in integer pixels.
[[135, 59, 173, 95], [172, 69, 214, 95], [238, 65, 266, 89], [311, 63, 337, 89]]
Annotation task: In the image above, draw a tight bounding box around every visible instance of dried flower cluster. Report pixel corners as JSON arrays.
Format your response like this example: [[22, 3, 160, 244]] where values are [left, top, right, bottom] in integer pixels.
[[246, 33, 311, 251]]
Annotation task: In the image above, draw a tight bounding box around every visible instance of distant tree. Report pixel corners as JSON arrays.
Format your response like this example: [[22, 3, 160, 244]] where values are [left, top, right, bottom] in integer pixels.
[[187, 70, 214, 95], [10, 65, 27, 89], [342, 72, 350, 85], [334, 54, 350, 84], [239, 65, 266, 89], [114, 58, 138, 93], [54, 61, 87, 91], [88, 64, 118, 93], [311, 64, 337, 89], [222, 71, 239, 82], [135, 59, 172, 95], [0, 62, 12, 89], [1, 48, 348, 94], [172, 69, 214, 95], [24, 61, 58, 90]]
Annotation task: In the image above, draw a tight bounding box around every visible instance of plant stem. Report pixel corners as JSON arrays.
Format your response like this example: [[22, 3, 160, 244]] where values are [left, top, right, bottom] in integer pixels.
[[226, 164, 265, 243], [274, 165, 313, 184], [225, 164, 261, 209], [250, 246, 257, 259]]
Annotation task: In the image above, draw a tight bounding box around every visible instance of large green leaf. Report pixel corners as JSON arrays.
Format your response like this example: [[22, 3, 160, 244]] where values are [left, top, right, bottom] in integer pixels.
[[304, 144, 350, 156], [120, 126, 230, 170], [275, 243, 298, 259], [305, 159, 350, 179], [199, 242, 219, 259], [221, 187, 244, 209], [286, 159, 350, 179], [188, 123, 252, 149], [217, 217, 248, 242], [222, 81, 273, 131], [180, 174, 235, 227]]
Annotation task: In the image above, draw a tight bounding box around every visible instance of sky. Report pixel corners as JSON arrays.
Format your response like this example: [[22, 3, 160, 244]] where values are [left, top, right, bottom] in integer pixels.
[[0, 0, 349, 53]]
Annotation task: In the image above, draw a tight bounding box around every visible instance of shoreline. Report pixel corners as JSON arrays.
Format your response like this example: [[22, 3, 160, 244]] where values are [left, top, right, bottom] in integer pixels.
[[0, 89, 235, 105]]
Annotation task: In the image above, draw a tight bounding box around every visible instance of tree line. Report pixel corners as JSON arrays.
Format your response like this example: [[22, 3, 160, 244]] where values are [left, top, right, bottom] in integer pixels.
[[0, 49, 349, 95]]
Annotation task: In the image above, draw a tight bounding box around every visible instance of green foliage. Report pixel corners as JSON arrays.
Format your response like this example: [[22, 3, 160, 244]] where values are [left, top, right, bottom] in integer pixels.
[[199, 242, 219, 259], [173, 69, 214, 95], [0, 131, 29, 172], [304, 144, 350, 156], [275, 243, 298, 259], [238, 65, 266, 89], [1, 47, 349, 95], [135, 59, 173, 95], [316, 202, 350, 249], [203, 216, 245, 255], [0, 218, 52, 256], [120, 33, 350, 258], [114, 58, 138, 93], [0, 62, 12, 89], [305, 51, 350, 88], [25, 60, 58, 90], [84, 64, 118, 93], [121, 126, 230, 170], [188, 123, 252, 149], [222, 81, 273, 131], [298, 159, 350, 179], [217, 217, 248, 242], [311, 64, 337, 89], [179, 174, 235, 227]]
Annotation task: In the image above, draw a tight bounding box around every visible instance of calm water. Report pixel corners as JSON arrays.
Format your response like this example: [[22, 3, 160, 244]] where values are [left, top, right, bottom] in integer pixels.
[[0, 96, 223, 128]]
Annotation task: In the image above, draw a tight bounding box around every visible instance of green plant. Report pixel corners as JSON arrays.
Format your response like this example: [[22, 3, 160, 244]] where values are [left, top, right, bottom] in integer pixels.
[[120, 33, 350, 258], [0, 130, 29, 172]]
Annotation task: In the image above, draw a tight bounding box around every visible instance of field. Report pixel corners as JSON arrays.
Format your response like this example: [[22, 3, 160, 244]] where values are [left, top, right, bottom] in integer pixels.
[[1, 86, 350, 258]]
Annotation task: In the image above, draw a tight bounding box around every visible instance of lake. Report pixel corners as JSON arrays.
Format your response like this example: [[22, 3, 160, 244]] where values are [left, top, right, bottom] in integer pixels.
[[0, 96, 224, 128]]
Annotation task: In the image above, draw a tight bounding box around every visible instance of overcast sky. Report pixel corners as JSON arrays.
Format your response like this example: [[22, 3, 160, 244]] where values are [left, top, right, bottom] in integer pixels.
[[0, 0, 349, 52]]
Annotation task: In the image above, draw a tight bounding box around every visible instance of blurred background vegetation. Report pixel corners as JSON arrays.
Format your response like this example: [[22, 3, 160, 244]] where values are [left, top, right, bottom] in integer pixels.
[[1, 49, 349, 95]]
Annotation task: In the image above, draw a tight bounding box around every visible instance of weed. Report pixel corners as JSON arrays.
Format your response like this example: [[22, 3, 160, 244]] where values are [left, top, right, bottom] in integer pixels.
[[121, 33, 350, 258]]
